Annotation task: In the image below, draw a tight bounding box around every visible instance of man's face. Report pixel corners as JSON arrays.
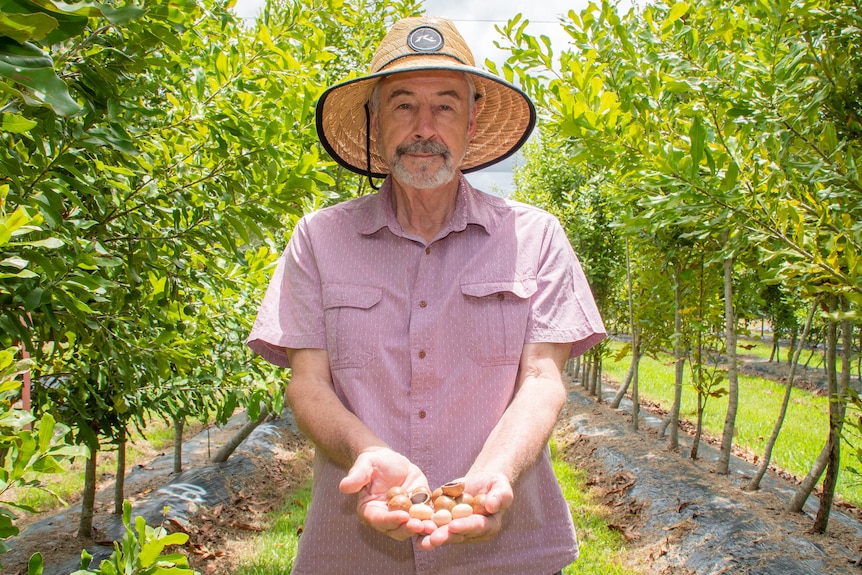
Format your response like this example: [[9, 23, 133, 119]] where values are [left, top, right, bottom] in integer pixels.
[[371, 70, 480, 189]]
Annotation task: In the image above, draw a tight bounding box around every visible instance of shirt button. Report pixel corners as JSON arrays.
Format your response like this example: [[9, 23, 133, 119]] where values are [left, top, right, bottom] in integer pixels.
[[419, 300, 427, 308], [418, 350, 426, 359], [425, 247, 431, 255], [419, 410, 427, 419], [497, 293, 505, 301]]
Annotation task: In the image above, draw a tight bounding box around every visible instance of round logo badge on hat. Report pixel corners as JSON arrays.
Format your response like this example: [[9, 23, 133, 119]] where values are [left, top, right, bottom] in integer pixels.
[[407, 26, 444, 52]]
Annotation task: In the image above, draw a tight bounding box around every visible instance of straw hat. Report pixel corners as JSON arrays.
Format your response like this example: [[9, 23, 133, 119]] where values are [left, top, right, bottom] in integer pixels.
[[315, 16, 536, 178]]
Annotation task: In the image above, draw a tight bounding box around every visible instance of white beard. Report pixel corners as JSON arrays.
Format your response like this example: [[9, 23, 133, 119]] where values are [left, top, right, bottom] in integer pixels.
[[385, 138, 464, 189]]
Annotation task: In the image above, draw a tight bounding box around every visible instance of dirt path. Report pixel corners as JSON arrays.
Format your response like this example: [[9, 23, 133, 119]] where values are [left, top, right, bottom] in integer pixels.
[[6, 371, 862, 575], [3, 411, 312, 575], [558, 380, 862, 574]]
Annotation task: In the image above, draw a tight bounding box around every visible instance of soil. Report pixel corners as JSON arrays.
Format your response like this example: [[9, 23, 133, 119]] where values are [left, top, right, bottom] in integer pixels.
[[2, 413, 314, 575], [4, 357, 862, 574]]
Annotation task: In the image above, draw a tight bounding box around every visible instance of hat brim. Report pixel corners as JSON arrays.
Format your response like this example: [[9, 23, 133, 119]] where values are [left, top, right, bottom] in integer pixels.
[[315, 61, 537, 179]]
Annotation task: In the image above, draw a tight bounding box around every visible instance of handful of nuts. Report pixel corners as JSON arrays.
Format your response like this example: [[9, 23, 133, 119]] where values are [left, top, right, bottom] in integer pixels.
[[386, 480, 488, 527]]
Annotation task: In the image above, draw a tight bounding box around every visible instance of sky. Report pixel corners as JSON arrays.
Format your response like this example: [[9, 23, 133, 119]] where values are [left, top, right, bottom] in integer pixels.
[[232, 0, 593, 194]]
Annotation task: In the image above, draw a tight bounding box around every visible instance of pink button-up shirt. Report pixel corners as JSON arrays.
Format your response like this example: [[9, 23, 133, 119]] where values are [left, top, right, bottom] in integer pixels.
[[248, 176, 605, 575]]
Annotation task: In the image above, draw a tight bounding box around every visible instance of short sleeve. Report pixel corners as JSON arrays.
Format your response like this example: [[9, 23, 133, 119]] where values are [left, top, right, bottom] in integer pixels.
[[246, 217, 327, 367], [525, 217, 606, 358]]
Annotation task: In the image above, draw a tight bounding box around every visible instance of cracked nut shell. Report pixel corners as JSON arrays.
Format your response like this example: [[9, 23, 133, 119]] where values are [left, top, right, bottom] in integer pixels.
[[440, 480, 466, 498]]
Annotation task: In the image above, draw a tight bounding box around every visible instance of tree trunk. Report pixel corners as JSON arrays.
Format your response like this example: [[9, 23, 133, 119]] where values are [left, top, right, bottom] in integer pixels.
[[788, 300, 838, 513], [610, 356, 635, 409], [691, 393, 704, 460], [857, 330, 862, 384], [79, 447, 97, 539], [788, 439, 831, 513], [582, 358, 592, 391], [613, 238, 639, 411], [592, 353, 601, 401], [173, 415, 185, 474], [690, 255, 706, 459], [631, 352, 640, 431], [565, 357, 574, 379], [660, 264, 683, 449], [211, 407, 270, 463], [114, 430, 126, 515], [716, 253, 738, 475], [746, 298, 818, 491], [787, 328, 798, 364], [770, 329, 779, 362], [813, 301, 850, 533]]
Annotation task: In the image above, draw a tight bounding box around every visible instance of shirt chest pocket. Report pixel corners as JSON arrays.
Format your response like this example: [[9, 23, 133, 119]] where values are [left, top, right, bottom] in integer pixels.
[[322, 284, 382, 370], [459, 278, 537, 366]]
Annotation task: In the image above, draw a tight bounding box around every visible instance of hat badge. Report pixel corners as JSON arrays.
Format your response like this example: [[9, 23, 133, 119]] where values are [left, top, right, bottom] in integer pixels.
[[407, 26, 444, 52]]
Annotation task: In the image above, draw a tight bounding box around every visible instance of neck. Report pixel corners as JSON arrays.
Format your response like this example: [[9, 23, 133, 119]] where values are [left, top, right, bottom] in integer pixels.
[[390, 175, 460, 243]]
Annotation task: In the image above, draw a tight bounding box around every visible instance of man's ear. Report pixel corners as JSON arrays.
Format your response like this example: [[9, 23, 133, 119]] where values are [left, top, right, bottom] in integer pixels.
[[468, 96, 484, 141], [369, 108, 378, 133]]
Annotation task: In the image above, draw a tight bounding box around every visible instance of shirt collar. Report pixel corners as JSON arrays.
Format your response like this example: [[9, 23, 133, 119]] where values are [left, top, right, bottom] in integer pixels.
[[358, 174, 494, 237]]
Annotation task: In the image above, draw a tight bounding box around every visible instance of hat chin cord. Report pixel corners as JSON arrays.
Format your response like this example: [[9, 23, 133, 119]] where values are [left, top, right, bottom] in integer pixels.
[[364, 103, 381, 192]]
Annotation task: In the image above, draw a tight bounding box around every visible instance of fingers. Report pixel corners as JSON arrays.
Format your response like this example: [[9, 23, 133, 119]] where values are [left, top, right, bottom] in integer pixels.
[[339, 456, 374, 495], [360, 503, 433, 541], [417, 512, 503, 550], [480, 489, 511, 516]]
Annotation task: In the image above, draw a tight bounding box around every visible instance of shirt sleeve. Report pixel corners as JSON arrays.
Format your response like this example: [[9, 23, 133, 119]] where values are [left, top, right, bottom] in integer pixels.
[[525, 215, 607, 358], [246, 217, 327, 368]]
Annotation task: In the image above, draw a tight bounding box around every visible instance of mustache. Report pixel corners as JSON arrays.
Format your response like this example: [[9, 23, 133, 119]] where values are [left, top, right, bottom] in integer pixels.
[[395, 139, 451, 158]]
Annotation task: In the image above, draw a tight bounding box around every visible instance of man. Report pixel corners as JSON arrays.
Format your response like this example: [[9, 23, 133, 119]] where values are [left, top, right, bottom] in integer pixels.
[[247, 16, 606, 575]]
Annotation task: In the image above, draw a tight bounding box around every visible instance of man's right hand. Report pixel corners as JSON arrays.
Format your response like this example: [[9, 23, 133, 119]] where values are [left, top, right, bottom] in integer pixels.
[[339, 446, 436, 541]]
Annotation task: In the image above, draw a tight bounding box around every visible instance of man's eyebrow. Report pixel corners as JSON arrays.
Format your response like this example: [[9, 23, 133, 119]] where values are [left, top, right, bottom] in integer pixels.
[[387, 88, 464, 100]]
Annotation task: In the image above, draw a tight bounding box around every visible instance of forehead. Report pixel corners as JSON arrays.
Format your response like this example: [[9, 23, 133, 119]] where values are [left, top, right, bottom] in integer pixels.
[[376, 69, 471, 98]]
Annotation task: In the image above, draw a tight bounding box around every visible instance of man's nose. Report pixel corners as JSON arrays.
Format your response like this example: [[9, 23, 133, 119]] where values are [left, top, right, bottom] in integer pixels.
[[412, 105, 437, 139]]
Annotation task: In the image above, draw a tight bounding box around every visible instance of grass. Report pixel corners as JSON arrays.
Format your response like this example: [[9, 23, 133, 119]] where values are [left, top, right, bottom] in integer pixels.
[[602, 339, 862, 506], [230, 443, 639, 575], [232, 482, 311, 575], [735, 336, 858, 377], [551, 440, 634, 575]]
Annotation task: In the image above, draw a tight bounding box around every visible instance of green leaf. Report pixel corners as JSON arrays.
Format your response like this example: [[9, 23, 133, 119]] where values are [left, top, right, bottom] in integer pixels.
[[666, 2, 690, 26], [153, 329, 178, 346], [99, 5, 147, 25], [0, 205, 32, 246], [18, 237, 64, 249], [150, 568, 193, 575], [1, 112, 38, 133], [0, 9, 58, 44], [27, 551, 43, 575], [0, 39, 82, 116], [0, 512, 19, 538], [689, 115, 706, 178], [25, 0, 101, 18], [1, 256, 29, 269], [37, 413, 57, 452], [157, 533, 189, 546], [722, 161, 739, 192], [24, 285, 44, 310], [139, 539, 166, 567]]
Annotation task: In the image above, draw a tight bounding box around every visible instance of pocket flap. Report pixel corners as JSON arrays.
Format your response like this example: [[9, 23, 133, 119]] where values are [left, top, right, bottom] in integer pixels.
[[460, 278, 537, 300], [322, 284, 382, 310]]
